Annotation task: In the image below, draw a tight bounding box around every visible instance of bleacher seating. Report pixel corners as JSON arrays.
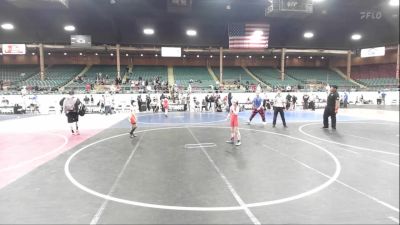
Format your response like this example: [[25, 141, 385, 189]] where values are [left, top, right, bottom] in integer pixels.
[[357, 78, 398, 87], [249, 67, 301, 87], [0, 65, 39, 84], [174, 66, 215, 89], [128, 66, 167, 82], [212, 67, 256, 84], [342, 64, 398, 87], [67, 65, 119, 89], [285, 67, 355, 87], [19, 65, 84, 89]]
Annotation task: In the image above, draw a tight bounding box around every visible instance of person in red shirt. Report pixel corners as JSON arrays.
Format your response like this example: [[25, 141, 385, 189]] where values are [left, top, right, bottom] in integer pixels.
[[85, 83, 91, 93], [128, 109, 137, 138], [226, 99, 241, 146], [163, 97, 169, 117]]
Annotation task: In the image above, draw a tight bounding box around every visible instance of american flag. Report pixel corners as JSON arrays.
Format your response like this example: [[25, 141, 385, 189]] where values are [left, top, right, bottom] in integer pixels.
[[228, 23, 270, 49]]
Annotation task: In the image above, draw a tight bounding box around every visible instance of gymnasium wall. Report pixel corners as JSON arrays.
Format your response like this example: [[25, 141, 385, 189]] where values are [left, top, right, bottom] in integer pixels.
[[2, 91, 398, 114]]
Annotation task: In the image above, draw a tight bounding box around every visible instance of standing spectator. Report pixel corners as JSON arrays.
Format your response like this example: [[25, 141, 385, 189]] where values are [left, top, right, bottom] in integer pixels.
[[272, 90, 287, 128], [137, 95, 143, 112], [205, 95, 210, 111], [228, 92, 232, 108], [303, 93, 309, 110], [343, 92, 349, 108], [285, 93, 292, 110], [104, 93, 112, 115], [292, 95, 297, 110], [146, 94, 151, 111], [309, 94, 316, 111], [63, 90, 81, 135], [323, 85, 339, 129], [85, 83, 91, 93], [90, 95, 94, 104], [83, 95, 90, 104], [377, 91, 382, 105], [381, 91, 386, 105], [210, 94, 216, 112]]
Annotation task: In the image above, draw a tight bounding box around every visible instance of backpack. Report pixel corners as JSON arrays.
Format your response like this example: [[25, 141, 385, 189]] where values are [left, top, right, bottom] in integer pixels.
[[78, 104, 86, 116], [64, 97, 77, 112]]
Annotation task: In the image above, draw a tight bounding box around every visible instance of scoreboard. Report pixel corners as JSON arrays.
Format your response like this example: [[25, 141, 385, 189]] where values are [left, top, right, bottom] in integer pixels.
[[266, 0, 313, 17]]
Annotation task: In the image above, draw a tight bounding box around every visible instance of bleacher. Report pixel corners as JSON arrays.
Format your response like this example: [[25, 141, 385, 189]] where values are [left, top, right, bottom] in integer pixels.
[[67, 65, 118, 89], [19, 65, 84, 89], [249, 67, 301, 87], [213, 67, 256, 84], [357, 78, 398, 87], [344, 64, 398, 88], [285, 67, 355, 87], [174, 66, 215, 90], [0, 65, 39, 84], [128, 66, 167, 82]]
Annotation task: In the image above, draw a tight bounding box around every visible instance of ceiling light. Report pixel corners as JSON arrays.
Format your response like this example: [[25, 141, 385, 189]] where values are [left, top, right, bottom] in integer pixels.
[[262, 56, 265, 59], [310, 56, 313, 59], [125, 53, 129, 56], [95, 53, 98, 56], [273, 56, 276, 59], [110, 53, 114, 56], [303, 32, 314, 39], [298, 56, 301, 59], [249, 55, 252, 58], [79, 52, 83, 56], [64, 25, 75, 32], [140, 54, 143, 57], [31, 52, 35, 55], [143, 28, 154, 35], [321, 56, 325, 59], [223, 55, 226, 58], [389, 0, 399, 6], [48, 53, 51, 55], [1, 23, 14, 30], [236, 55, 239, 58], [186, 29, 197, 36], [183, 55, 186, 58], [210, 55, 213, 58], [286, 56, 289, 59], [351, 33, 362, 40], [155, 54, 158, 57], [313, 0, 325, 2], [196, 54, 200, 58], [64, 52, 67, 56]]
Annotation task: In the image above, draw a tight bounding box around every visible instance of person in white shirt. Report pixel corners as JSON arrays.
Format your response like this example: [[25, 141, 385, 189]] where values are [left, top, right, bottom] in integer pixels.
[[272, 89, 287, 128]]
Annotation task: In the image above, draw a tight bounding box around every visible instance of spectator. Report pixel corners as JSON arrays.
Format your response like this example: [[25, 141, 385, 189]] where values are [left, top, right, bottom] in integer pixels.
[[83, 95, 90, 104]]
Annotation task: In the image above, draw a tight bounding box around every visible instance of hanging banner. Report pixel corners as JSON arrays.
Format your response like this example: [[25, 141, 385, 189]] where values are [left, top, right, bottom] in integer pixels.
[[1, 44, 26, 55]]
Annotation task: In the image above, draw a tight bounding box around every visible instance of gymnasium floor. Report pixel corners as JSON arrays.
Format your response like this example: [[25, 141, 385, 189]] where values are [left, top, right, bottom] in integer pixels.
[[0, 108, 398, 224]]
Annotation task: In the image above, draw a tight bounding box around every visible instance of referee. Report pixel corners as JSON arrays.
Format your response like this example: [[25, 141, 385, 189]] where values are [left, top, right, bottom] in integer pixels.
[[323, 85, 340, 129]]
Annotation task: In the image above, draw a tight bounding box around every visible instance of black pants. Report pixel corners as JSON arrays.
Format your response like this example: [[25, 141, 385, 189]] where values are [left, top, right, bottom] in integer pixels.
[[273, 107, 286, 126], [323, 107, 336, 128]]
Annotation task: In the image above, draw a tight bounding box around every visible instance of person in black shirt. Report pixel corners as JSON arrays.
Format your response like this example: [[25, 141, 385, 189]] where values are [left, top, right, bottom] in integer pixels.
[[228, 92, 232, 108], [303, 94, 309, 110], [323, 85, 340, 129]]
